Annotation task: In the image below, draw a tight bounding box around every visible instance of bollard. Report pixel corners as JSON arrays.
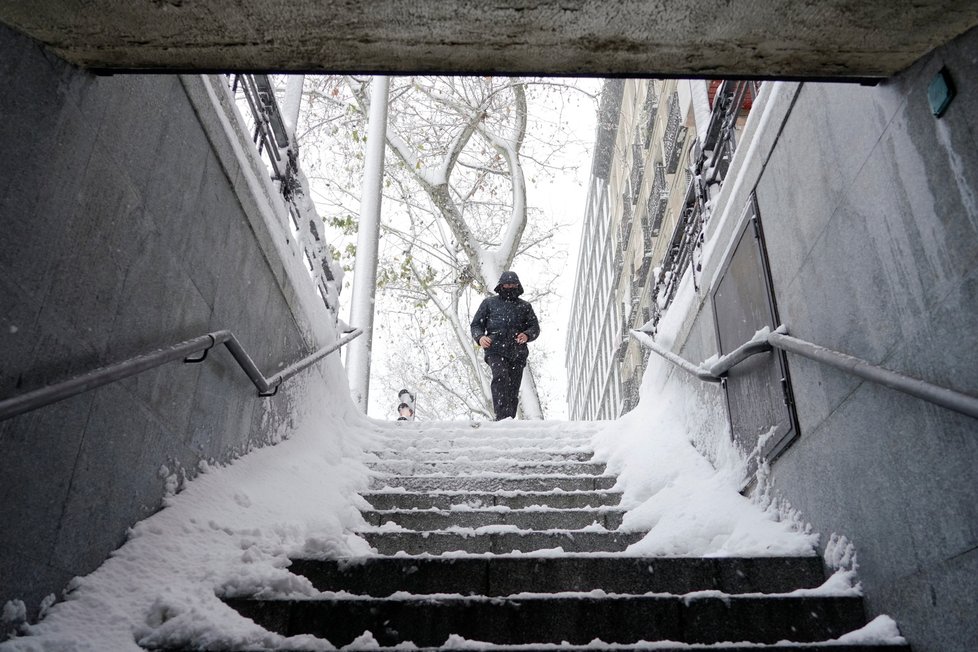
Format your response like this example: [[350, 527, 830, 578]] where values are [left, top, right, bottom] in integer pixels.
[[396, 388, 416, 421]]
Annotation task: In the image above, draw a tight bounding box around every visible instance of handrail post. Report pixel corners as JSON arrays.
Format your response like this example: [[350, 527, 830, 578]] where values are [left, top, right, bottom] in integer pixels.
[[221, 333, 276, 395]]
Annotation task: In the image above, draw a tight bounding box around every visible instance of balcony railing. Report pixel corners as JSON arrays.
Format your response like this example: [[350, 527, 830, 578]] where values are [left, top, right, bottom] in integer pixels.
[[620, 376, 640, 414], [663, 92, 688, 174], [228, 75, 296, 194], [700, 79, 756, 188], [627, 293, 642, 328], [645, 179, 705, 336], [225, 74, 340, 314], [642, 83, 659, 149], [646, 163, 669, 238], [640, 81, 761, 338], [637, 252, 652, 283], [631, 143, 645, 204], [619, 197, 633, 249]]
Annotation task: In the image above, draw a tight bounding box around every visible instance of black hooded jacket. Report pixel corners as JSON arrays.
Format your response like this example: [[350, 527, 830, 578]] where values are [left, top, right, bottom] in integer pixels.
[[470, 271, 541, 362]]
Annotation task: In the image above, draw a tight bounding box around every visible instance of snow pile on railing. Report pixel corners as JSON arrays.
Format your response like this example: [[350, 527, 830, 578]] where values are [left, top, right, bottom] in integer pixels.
[[594, 270, 815, 557], [590, 345, 819, 557]]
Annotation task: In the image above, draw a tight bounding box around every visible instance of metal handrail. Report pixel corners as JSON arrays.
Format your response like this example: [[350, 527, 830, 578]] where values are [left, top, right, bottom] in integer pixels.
[[630, 326, 978, 421], [767, 331, 978, 421], [0, 328, 363, 422], [630, 330, 721, 383]]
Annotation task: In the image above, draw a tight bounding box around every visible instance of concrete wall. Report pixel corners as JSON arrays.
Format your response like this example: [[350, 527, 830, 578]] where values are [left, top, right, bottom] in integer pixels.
[[756, 33, 978, 652], [666, 28, 978, 652], [0, 24, 348, 634], [2, 1, 977, 78]]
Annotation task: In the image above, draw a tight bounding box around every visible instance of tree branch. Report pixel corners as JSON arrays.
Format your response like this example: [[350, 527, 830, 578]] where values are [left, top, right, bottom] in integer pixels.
[[423, 373, 493, 420], [406, 254, 493, 408], [474, 82, 528, 272]]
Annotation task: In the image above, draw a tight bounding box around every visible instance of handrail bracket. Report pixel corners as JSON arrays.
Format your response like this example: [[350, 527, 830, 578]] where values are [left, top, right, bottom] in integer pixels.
[[184, 334, 217, 363], [258, 382, 281, 398]]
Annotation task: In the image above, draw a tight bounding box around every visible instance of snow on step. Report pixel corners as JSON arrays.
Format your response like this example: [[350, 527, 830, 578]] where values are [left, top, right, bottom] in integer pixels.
[[411, 647, 906, 652], [288, 556, 828, 596], [360, 529, 642, 554], [372, 435, 593, 452], [206, 419, 906, 652], [362, 507, 625, 530], [383, 420, 609, 437], [358, 426, 629, 555], [368, 447, 594, 462], [379, 424, 599, 438], [365, 459, 607, 475], [225, 593, 869, 647], [370, 474, 617, 492], [378, 428, 595, 439], [167, 643, 909, 652], [361, 489, 624, 510], [164, 644, 909, 652]]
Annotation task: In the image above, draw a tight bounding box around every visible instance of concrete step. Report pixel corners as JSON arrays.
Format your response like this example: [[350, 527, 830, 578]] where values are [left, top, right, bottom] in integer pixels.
[[289, 555, 827, 596], [370, 475, 617, 492], [359, 530, 643, 554], [363, 507, 625, 530], [381, 421, 606, 438], [368, 448, 594, 462], [366, 460, 606, 475], [372, 436, 593, 451], [225, 594, 868, 647], [380, 429, 598, 440], [163, 645, 909, 652], [361, 490, 624, 510]]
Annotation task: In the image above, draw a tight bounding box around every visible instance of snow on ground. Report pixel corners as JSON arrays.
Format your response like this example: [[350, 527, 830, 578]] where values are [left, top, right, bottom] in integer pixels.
[[590, 346, 819, 557], [0, 378, 380, 652], [591, 267, 818, 558], [3, 302, 831, 649]]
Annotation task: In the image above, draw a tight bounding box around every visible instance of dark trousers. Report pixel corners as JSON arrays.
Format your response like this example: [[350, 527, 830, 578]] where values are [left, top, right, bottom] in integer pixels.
[[485, 354, 526, 420]]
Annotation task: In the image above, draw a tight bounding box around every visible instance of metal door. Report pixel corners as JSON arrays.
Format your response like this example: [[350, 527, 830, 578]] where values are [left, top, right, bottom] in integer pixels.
[[712, 195, 798, 481]]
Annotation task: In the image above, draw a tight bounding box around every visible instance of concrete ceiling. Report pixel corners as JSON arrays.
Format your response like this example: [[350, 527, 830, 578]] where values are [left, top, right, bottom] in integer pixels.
[[2, 1, 977, 79]]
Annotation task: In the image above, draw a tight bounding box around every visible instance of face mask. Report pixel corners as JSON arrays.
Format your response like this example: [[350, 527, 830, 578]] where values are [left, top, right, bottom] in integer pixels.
[[498, 287, 520, 299]]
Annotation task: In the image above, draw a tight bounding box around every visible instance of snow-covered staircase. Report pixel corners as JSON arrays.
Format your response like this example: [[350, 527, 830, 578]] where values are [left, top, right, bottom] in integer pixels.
[[214, 421, 908, 650], [353, 422, 636, 555]]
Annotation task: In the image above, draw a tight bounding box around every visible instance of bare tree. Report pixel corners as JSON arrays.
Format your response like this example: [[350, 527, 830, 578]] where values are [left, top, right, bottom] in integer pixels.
[[297, 75, 595, 419]]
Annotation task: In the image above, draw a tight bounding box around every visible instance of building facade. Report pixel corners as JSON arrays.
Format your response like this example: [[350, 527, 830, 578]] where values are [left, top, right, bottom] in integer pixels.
[[566, 78, 756, 419], [565, 80, 623, 420]]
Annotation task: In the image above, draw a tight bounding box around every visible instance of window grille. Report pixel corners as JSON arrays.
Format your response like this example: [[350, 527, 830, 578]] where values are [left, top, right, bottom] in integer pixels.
[[647, 163, 669, 237], [663, 92, 688, 174]]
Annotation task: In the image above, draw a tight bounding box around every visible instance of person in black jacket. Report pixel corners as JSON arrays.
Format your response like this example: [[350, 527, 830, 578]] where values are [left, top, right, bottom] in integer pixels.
[[470, 271, 541, 420]]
